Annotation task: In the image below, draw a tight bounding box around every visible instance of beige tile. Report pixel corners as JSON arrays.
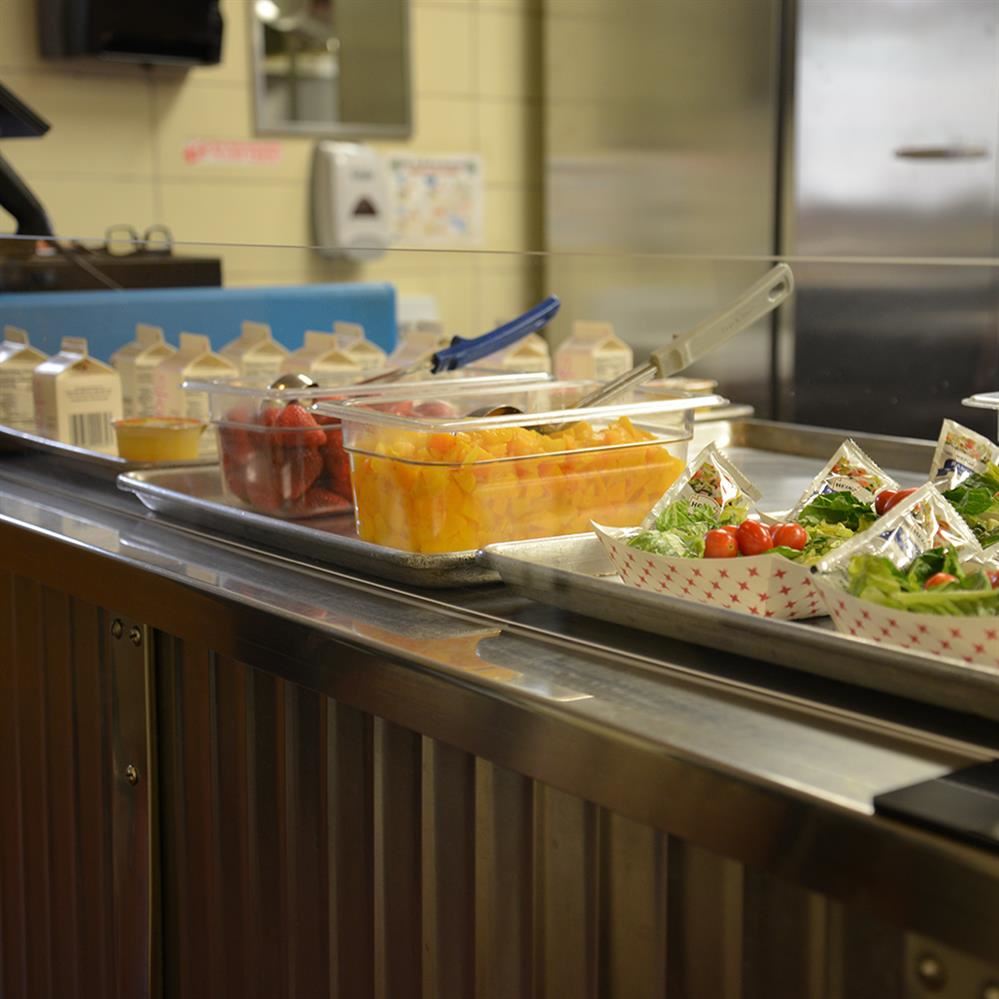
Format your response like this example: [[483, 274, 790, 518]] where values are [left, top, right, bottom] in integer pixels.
[[484, 184, 541, 251], [151, 76, 314, 182], [476, 255, 542, 331], [373, 96, 477, 157], [476, 9, 541, 100], [0, 0, 44, 69], [11, 176, 157, 241], [157, 178, 310, 252], [0, 70, 154, 179], [412, 5, 474, 97], [476, 98, 539, 185]]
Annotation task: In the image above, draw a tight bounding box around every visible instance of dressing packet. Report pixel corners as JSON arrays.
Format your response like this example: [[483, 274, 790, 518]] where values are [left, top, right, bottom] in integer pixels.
[[929, 418, 999, 489], [789, 439, 898, 519], [641, 442, 761, 529]]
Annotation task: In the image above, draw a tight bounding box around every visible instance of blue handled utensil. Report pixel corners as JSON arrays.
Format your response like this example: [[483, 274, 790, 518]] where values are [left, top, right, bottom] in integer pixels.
[[359, 295, 560, 385]]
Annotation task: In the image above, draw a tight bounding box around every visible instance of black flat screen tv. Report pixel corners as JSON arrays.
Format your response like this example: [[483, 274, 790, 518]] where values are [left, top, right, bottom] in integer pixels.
[[38, 0, 224, 66]]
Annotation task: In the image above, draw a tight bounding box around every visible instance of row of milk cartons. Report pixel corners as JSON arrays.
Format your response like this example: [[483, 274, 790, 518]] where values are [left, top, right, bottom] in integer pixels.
[[0, 319, 391, 452], [0, 314, 634, 448]]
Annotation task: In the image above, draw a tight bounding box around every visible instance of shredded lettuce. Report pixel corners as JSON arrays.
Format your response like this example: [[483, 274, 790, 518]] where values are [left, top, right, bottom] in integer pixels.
[[943, 463, 999, 547], [629, 498, 732, 558], [847, 548, 999, 616], [797, 491, 876, 532]]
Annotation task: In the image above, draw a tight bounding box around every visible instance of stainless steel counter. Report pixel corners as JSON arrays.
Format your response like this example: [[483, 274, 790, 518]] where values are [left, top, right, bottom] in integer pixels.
[[1, 446, 998, 995]]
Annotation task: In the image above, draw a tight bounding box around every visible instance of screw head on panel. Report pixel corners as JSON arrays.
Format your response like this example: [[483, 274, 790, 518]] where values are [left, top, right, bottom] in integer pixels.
[[916, 954, 947, 992], [125, 765, 139, 786], [111, 619, 123, 639], [128, 626, 142, 647]]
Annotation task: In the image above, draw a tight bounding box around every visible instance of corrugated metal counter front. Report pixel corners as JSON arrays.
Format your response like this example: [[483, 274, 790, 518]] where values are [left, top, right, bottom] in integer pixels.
[[1, 453, 998, 999]]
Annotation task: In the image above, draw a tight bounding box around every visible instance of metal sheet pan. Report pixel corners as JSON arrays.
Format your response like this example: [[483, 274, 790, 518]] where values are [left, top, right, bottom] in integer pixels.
[[117, 465, 496, 588], [0, 422, 215, 480], [484, 533, 999, 722]]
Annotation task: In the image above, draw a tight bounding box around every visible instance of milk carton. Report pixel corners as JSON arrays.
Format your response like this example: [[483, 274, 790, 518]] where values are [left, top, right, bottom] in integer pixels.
[[332, 320, 387, 376], [283, 331, 363, 386], [154, 333, 237, 454], [555, 320, 633, 382], [388, 320, 450, 368], [471, 324, 551, 374], [220, 321, 289, 382], [32, 336, 123, 452], [111, 323, 176, 418], [0, 326, 47, 430]]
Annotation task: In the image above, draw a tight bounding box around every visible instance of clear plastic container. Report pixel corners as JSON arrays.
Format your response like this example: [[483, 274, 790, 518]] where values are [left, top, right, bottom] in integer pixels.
[[318, 382, 725, 552], [189, 370, 550, 519]]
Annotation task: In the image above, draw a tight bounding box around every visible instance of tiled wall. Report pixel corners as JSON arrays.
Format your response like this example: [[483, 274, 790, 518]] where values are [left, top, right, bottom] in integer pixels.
[[0, 0, 543, 335]]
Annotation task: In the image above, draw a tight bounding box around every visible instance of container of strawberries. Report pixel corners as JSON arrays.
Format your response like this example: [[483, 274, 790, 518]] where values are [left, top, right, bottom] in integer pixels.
[[186, 373, 550, 519]]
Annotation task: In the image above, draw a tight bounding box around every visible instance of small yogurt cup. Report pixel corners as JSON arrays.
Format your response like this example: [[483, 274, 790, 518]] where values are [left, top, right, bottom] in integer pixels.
[[113, 417, 206, 462]]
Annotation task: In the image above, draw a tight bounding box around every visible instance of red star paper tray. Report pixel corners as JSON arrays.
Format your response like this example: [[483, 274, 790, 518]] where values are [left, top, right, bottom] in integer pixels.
[[594, 524, 826, 621]]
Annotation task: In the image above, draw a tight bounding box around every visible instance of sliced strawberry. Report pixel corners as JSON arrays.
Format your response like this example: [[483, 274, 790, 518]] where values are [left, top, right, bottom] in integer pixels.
[[286, 485, 353, 517], [322, 429, 352, 497], [275, 403, 326, 448], [221, 451, 251, 501], [273, 445, 323, 500]]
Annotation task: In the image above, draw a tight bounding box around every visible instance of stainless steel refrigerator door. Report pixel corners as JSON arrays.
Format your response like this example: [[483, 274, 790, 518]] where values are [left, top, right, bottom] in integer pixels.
[[543, 0, 783, 415], [787, 0, 999, 438]]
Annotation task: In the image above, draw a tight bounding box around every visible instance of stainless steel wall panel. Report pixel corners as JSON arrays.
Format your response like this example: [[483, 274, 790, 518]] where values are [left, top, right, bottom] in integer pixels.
[[666, 842, 744, 999], [597, 811, 668, 999], [0, 579, 125, 999], [326, 702, 374, 999], [533, 785, 599, 999], [474, 760, 534, 999], [372, 718, 422, 999], [421, 738, 476, 999]]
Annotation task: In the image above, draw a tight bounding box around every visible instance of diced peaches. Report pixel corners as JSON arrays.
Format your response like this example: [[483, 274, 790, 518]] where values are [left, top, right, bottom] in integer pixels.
[[350, 416, 685, 552]]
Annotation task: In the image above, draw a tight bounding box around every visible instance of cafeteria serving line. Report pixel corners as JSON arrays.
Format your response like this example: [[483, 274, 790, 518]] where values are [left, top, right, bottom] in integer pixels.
[[4, 0, 999, 995]]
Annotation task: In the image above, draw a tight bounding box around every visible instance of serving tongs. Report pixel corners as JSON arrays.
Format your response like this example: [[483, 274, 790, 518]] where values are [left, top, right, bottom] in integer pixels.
[[477, 264, 794, 432], [359, 295, 561, 386]]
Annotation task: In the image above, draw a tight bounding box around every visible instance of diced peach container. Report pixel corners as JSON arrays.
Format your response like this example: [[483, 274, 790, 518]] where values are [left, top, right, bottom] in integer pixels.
[[595, 524, 827, 620], [318, 382, 725, 554], [816, 581, 999, 667]]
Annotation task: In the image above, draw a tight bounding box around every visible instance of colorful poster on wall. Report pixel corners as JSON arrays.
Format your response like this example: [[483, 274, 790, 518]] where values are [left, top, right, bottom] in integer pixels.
[[388, 154, 483, 248]]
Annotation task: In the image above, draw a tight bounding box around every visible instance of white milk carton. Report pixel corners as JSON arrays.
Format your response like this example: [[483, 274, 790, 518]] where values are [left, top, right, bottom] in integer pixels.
[[388, 320, 450, 368], [154, 333, 237, 454], [32, 336, 123, 452], [332, 320, 387, 376], [0, 326, 47, 430], [111, 323, 176, 418], [283, 331, 363, 386], [555, 320, 633, 382], [471, 323, 551, 374], [220, 321, 289, 383]]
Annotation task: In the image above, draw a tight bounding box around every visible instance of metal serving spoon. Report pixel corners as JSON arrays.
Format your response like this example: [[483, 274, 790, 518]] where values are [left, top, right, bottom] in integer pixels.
[[473, 263, 794, 432]]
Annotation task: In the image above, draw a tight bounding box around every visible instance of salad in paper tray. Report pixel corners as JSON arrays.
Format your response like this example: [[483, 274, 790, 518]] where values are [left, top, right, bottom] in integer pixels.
[[814, 482, 999, 666], [594, 440, 903, 620]]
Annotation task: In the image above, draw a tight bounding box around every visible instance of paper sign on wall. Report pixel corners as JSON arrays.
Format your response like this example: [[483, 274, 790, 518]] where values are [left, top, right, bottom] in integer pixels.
[[388, 154, 483, 247], [183, 140, 284, 166]]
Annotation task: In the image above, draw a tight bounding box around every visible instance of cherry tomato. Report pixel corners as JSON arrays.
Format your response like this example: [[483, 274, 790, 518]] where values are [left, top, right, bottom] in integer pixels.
[[720, 524, 740, 538], [773, 523, 808, 550], [924, 572, 958, 590], [704, 528, 739, 558], [766, 521, 784, 542], [874, 490, 897, 516], [736, 520, 774, 556], [987, 570, 999, 589], [882, 487, 918, 514]]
